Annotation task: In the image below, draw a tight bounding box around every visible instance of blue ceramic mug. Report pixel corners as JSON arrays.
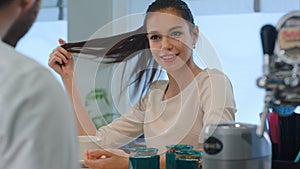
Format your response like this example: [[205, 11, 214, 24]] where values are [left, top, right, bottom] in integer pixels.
[[129, 147, 160, 169]]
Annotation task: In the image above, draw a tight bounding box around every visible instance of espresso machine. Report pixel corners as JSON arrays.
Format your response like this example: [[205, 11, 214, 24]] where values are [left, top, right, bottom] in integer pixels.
[[202, 11, 300, 169], [202, 122, 272, 169], [256, 10, 300, 163]]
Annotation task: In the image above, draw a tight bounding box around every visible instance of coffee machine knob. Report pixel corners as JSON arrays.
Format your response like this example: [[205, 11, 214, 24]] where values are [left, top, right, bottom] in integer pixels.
[[203, 136, 223, 155]]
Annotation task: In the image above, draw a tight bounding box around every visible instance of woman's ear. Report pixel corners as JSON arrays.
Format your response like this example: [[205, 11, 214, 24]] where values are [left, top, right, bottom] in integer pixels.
[[192, 26, 199, 45]]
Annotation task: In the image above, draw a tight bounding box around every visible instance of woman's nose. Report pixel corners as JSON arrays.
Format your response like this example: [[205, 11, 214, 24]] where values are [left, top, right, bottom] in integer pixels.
[[161, 36, 173, 50]]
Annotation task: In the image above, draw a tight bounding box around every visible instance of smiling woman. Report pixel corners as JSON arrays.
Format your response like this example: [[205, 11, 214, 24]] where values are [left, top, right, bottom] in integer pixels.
[[10, 0, 299, 169], [47, 0, 236, 169]]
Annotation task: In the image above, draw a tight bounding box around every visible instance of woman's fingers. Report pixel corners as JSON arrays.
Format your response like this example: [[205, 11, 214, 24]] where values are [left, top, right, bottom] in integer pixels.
[[84, 150, 105, 169], [55, 46, 72, 59], [58, 38, 66, 45], [87, 149, 128, 158], [84, 158, 103, 169], [47, 38, 76, 77], [86, 149, 111, 159], [52, 50, 68, 64], [84, 149, 129, 169], [51, 47, 72, 64], [48, 55, 63, 66]]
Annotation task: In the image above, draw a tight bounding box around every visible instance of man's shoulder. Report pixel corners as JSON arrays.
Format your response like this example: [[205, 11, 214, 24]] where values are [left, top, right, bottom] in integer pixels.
[[0, 42, 59, 87], [9, 53, 46, 74]]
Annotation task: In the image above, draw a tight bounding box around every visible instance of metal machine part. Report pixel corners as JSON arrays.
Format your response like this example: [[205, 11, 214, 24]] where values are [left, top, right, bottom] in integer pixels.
[[202, 122, 272, 169], [257, 11, 300, 107]]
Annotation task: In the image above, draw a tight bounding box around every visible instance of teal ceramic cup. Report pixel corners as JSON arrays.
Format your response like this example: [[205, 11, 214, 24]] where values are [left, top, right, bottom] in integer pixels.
[[166, 144, 194, 169], [175, 149, 202, 169], [129, 147, 160, 169]]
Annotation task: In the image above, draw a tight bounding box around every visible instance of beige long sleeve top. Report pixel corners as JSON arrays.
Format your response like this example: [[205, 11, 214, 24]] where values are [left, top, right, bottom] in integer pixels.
[[97, 69, 236, 153]]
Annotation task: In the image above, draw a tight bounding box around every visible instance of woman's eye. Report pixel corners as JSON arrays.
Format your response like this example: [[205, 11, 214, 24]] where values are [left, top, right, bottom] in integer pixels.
[[170, 31, 182, 37], [150, 34, 161, 40]]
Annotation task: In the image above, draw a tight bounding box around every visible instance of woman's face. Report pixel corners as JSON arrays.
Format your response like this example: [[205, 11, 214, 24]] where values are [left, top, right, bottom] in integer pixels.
[[146, 8, 198, 72]]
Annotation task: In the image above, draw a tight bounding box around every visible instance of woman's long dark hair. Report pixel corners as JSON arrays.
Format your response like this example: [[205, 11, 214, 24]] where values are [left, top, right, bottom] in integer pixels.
[[62, 0, 195, 102]]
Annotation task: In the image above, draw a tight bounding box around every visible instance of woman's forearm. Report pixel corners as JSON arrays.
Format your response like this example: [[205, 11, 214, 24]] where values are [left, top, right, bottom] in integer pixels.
[[62, 74, 96, 136]]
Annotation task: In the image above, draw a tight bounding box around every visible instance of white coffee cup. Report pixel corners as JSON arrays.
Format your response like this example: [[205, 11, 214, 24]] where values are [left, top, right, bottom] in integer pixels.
[[78, 136, 102, 160]]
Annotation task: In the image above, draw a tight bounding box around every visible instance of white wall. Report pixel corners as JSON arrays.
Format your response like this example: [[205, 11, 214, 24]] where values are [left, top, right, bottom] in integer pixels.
[[194, 13, 284, 124], [67, 0, 115, 115], [16, 21, 67, 84]]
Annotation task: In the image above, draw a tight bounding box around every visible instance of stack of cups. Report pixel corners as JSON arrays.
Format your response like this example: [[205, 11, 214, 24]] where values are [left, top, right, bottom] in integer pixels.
[[175, 149, 203, 169], [166, 144, 195, 169], [129, 147, 160, 169], [166, 144, 202, 169]]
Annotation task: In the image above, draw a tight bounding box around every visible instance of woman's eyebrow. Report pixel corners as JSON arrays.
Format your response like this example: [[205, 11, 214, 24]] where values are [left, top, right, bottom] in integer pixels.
[[148, 26, 183, 34], [168, 26, 183, 32], [147, 31, 160, 34]]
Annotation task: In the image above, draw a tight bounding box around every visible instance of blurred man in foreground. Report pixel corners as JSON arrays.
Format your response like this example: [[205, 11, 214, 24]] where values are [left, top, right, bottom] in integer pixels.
[[0, 0, 79, 168]]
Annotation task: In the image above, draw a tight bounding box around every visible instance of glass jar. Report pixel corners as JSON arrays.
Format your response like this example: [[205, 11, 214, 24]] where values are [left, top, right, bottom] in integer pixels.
[[166, 144, 194, 169], [129, 147, 160, 169], [175, 149, 202, 169]]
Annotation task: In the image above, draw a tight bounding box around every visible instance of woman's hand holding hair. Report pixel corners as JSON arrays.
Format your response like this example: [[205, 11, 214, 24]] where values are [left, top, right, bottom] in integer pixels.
[[48, 38, 74, 79]]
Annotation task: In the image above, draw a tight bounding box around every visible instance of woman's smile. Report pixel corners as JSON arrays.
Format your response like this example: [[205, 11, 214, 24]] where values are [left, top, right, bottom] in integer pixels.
[[159, 53, 179, 63]]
